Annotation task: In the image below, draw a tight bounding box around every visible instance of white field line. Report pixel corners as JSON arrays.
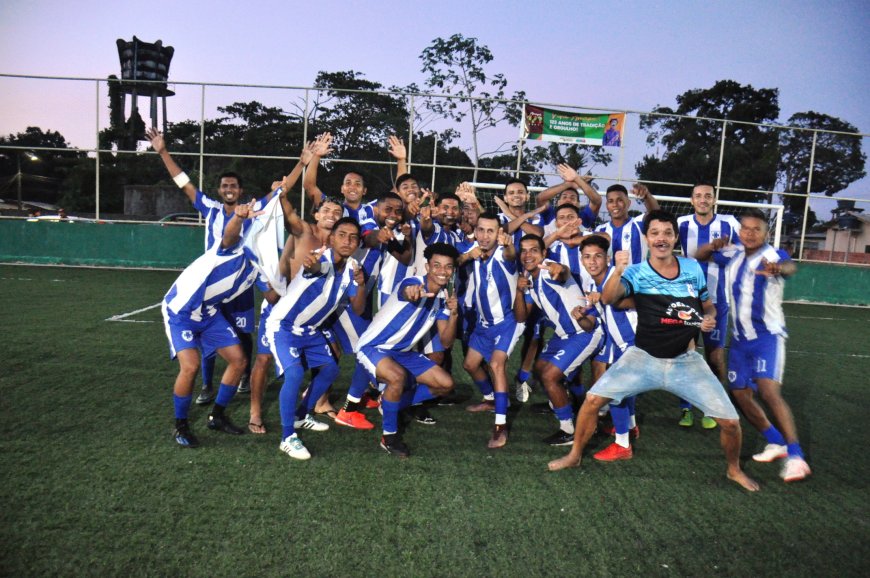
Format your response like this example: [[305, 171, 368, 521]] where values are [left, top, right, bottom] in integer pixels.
[[106, 302, 161, 323], [788, 349, 870, 359]]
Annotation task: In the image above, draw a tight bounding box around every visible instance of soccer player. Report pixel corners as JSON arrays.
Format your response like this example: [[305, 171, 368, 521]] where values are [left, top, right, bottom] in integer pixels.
[[163, 201, 261, 448], [362, 192, 415, 307], [265, 217, 366, 460], [147, 127, 273, 405], [356, 243, 461, 457], [514, 234, 603, 446], [461, 213, 524, 448], [548, 210, 759, 492], [579, 235, 640, 461], [676, 184, 741, 429], [536, 163, 602, 236], [696, 208, 811, 483], [594, 183, 659, 265]]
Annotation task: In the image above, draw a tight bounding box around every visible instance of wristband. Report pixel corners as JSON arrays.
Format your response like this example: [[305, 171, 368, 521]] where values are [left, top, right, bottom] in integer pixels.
[[173, 172, 191, 188]]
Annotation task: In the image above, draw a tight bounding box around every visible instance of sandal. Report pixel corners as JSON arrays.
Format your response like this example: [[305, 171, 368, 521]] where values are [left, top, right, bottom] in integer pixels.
[[315, 409, 338, 421], [248, 420, 266, 435]]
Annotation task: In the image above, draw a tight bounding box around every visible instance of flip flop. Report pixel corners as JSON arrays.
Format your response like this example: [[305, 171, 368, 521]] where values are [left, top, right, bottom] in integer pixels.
[[315, 409, 338, 421], [248, 420, 266, 435]]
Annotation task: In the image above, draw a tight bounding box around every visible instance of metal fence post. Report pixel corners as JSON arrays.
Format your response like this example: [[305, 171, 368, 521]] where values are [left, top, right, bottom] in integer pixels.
[[301, 88, 310, 216], [95, 80, 101, 219], [714, 120, 728, 205], [797, 131, 818, 260], [431, 132, 438, 190], [407, 95, 415, 172]]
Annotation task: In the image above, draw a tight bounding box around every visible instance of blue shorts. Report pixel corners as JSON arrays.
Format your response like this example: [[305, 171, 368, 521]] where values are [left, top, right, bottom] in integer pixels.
[[701, 305, 728, 350], [727, 333, 786, 390], [358, 346, 437, 383], [589, 346, 739, 420], [539, 329, 604, 375], [163, 307, 239, 360], [268, 326, 336, 377], [468, 316, 524, 362], [459, 306, 477, 344], [256, 307, 273, 356], [221, 286, 255, 334]]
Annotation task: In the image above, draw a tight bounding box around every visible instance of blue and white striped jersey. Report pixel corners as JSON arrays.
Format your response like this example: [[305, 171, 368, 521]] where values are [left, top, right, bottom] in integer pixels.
[[356, 276, 450, 352], [716, 244, 789, 341], [499, 210, 544, 253], [265, 249, 358, 336], [582, 267, 637, 351], [163, 242, 258, 322], [678, 214, 741, 306], [193, 190, 268, 251], [470, 245, 519, 326], [595, 214, 647, 265], [524, 264, 598, 338], [541, 204, 596, 236], [374, 219, 419, 300], [343, 200, 377, 223], [548, 240, 595, 288]]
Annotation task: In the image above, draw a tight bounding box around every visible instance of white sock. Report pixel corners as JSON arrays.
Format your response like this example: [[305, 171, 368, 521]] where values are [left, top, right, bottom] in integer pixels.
[[483, 393, 495, 401], [615, 433, 630, 448], [495, 414, 506, 425], [560, 419, 575, 435], [629, 414, 636, 428]]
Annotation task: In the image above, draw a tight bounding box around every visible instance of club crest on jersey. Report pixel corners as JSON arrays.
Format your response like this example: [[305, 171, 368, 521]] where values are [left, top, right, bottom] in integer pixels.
[[290, 347, 300, 358], [728, 371, 737, 383], [181, 330, 194, 342]]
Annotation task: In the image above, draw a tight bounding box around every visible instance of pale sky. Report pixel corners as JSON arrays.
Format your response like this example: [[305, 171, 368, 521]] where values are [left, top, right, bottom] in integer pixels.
[[1, 0, 868, 209]]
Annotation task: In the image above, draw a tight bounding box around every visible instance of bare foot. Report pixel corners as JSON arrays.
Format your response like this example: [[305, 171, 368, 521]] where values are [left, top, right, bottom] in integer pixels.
[[248, 420, 266, 435], [487, 424, 508, 449], [548, 453, 582, 471], [727, 469, 760, 492]]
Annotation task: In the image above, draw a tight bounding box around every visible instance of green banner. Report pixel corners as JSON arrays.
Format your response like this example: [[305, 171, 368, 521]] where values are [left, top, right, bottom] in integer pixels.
[[522, 105, 624, 147]]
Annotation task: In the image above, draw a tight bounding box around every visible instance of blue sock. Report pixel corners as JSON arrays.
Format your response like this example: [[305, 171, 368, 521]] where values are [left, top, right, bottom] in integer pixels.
[[516, 369, 531, 384], [173, 394, 192, 419], [494, 392, 509, 417], [279, 364, 304, 439], [214, 383, 238, 408], [569, 384, 586, 399], [299, 362, 339, 418], [474, 378, 494, 397], [679, 398, 692, 410], [412, 385, 436, 405], [627, 395, 637, 416], [201, 356, 215, 389], [347, 365, 371, 400], [382, 399, 401, 435], [787, 442, 804, 459], [762, 425, 787, 445], [610, 400, 631, 435], [399, 388, 415, 410], [553, 404, 573, 422]]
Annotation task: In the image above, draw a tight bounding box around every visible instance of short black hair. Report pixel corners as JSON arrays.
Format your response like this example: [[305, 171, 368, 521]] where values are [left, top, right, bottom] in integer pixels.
[[438, 192, 460, 205], [395, 174, 419, 189], [740, 207, 769, 225], [519, 233, 546, 253], [218, 171, 243, 189], [642, 209, 678, 236], [580, 235, 610, 253], [343, 171, 367, 188], [378, 191, 404, 204], [555, 203, 581, 217], [504, 178, 528, 191], [423, 242, 460, 262], [606, 184, 628, 195], [477, 211, 500, 225], [331, 216, 362, 236]]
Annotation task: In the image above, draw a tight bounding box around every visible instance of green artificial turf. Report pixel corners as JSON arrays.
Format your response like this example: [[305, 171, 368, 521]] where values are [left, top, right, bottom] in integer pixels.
[[1, 265, 868, 577]]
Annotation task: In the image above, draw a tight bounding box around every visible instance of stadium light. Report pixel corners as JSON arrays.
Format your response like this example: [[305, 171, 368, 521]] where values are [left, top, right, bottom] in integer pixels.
[[16, 151, 41, 211]]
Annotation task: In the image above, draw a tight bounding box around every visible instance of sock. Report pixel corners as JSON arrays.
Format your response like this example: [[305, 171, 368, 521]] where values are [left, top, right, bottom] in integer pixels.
[[610, 400, 631, 435], [239, 332, 253, 379], [762, 425, 787, 446], [382, 399, 401, 435], [494, 391, 508, 421], [787, 442, 804, 459], [615, 432, 630, 448], [412, 385, 435, 405], [298, 362, 339, 419], [474, 378, 494, 397], [279, 364, 304, 439], [569, 384, 586, 399], [516, 369, 531, 384], [344, 398, 363, 412], [347, 365, 371, 400], [399, 388, 415, 410], [173, 394, 192, 420], [679, 398, 692, 411], [201, 356, 216, 389], [214, 383, 238, 409], [627, 395, 637, 428], [553, 404, 574, 434]]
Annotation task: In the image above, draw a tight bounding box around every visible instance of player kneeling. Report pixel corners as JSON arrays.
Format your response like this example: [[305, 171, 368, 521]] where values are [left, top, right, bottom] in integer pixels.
[[355, 243, 461, 458]]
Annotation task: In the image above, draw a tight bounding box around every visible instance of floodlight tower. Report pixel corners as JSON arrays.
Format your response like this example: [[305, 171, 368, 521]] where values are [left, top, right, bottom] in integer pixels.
[[115, 37, 175, 142]]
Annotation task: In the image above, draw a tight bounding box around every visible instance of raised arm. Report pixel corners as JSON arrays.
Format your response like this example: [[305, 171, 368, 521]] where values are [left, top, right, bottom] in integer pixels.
[[535, 178, 574, 209], [633, 183, 659, 212], [147, 128, 196, 204], [557, 164, 602, 214], [493, 196, 546, 236], [601, 250, 630, 305], [388, 135, 408, 179], [437, 292, 460, 350], [302, 133, 333, 210], [221, 201, 261, 248]]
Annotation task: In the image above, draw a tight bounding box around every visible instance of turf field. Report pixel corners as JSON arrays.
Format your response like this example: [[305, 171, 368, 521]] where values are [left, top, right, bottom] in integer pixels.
[[1, 264, 868, 577]]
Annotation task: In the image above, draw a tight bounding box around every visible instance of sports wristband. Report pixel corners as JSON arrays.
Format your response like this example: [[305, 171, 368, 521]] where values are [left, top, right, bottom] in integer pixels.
[[173, 172, 191, 188]]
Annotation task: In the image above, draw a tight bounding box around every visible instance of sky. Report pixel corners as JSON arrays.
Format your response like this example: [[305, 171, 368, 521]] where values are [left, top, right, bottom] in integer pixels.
[[1, 0, 868, 212]]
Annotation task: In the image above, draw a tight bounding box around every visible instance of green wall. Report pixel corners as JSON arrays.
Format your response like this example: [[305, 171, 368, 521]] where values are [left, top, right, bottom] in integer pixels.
[[1, 220, 867, 305], [0, 220, 202, 269]]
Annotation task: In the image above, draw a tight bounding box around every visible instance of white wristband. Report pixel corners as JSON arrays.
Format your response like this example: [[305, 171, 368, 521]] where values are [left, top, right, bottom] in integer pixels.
[[173, 172, 191, 188]]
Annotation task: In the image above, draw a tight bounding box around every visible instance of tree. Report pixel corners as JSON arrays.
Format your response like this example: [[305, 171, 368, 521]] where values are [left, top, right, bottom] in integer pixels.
[[420, 34, 526, 180], [636, 80, 780, 201], [778, 111, 866, 223], [0, 127, 80, 207]]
